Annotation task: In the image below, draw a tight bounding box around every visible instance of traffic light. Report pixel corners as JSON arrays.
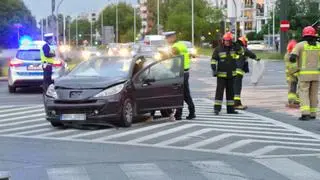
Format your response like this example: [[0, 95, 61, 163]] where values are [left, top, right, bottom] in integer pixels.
[[91, 13, 96, 22]]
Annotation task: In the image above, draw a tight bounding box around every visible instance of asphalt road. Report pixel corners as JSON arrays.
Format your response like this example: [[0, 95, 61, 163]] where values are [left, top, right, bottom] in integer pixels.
[[1, 57, 320, 180]]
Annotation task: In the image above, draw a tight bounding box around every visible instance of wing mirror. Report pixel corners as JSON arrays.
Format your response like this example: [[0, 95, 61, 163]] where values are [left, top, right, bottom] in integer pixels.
[[143, 77, 156, 84]]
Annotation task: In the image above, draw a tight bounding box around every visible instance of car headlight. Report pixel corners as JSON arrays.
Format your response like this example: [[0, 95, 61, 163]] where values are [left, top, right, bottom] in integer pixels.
[[46, 84, 58, 99], [94, 83, 124, 97]]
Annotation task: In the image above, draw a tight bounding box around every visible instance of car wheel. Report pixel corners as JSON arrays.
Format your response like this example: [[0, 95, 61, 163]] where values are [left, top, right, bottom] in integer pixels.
[[8, 85, 16, 93], [50, 122, 64, 128], [120, 99, 134, 127], [160, 109, 173, 117]]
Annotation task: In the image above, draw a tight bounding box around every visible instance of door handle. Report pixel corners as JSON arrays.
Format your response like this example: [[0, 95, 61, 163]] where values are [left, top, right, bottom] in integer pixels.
[[172, 83, 182, 89], [142, 83, 150, 87]]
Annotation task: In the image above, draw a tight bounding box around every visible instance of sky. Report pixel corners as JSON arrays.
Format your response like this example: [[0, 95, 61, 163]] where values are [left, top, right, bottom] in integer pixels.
[[23, 0, 137, 21]]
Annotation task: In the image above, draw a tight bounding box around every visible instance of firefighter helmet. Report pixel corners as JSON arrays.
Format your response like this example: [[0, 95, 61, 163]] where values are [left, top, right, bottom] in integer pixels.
[[223, 32, 233, 41], [287, 40, 297, 53], [302, 26, 317, 37], [238, 36, 248, 47]]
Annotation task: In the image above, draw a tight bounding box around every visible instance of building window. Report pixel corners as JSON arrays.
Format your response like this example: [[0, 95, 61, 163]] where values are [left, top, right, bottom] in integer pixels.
[[244, 0, 254, 8], [245, 22, 253, 31], [256, 0, 265, 16]]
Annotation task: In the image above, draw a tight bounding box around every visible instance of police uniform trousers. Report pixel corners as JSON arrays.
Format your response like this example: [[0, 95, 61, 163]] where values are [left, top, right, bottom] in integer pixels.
[[43, 64, 53, 93], [233, 74, 243, 105], [214, 77, 235, 112], [175, 71, 195, 118], [299, 80, 319, 117]]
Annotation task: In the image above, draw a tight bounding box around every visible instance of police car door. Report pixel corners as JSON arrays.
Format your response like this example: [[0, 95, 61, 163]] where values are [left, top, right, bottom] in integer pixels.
[[133, 55, 184, 113]]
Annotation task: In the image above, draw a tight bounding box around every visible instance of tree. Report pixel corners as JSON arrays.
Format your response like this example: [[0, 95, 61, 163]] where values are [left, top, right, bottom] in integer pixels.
[[69, 18, 91, 45], [96, 2, 141, 43], [0, 0, 38, 48]]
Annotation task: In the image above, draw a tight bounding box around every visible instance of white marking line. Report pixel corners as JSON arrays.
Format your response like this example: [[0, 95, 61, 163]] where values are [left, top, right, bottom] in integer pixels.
[[186, 120, 279, 128], [0, 118, 43, 127], [190, 114, 260, 120], [251, 146, 320, 156], [0, 113, 45, 123], [185, 132, 320, 149], [12, 128, 53, 136], [155, 128, 213, 146], [192, 161, 248, 180], [63, 129, 113, 139], [94, 121, 181, 141], [0, 171, 10, 179], [255, 158, 320, 180], [34, 129, 80, 137], [47, 167, 90, 180], [0, 105, 42, 114], [0, 123, 48, 134], [120, 163, 172, 180], [190, 117, 268, 123], [0, 108, 43, 118], [127, 124, 195, 143]]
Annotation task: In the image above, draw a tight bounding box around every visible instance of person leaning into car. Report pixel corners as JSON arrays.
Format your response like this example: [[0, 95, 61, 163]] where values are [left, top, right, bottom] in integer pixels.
[[41, 34, 56, 93], [164, 31, 196, 120]]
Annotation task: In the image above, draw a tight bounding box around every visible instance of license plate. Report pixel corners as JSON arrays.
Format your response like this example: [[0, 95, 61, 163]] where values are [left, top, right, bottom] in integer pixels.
[[27, 65, 42, 71], [61, 114, 86, 121]]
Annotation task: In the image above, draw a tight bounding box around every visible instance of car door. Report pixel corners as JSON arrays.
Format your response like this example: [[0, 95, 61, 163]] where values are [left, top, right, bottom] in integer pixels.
[[133, 55, 184, 113]]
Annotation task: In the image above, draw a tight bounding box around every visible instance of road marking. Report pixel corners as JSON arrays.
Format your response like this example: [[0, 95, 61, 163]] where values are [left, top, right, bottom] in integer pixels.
[[186, 120, 279, 128], [94, 121, 181, 141], [63, 129, 113, 139], [0, 123, 48, 134], [192, 161, 248, 180], [155, 128, 213, 146], [0, 118, 43, 127], [120, 163, 172, 180], [186, 133, 234, 149], [0, 108, 43, 118], [0, 113, 45, 123], [255, 158, 320, 180], [189, 117, 270, 124], [12, 127, 53, 135], [126, 124, 195, 143], [0, 105, 42, 114], [251, 146, 320, 156], [34, 129, 79, 137], [47, 167, 90, 180], [0, 171, 10, 179]]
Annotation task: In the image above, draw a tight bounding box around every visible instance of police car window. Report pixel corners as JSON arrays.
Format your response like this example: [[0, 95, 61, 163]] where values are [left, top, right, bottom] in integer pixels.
[[16, 50, 41, 61], [140, 56, 182, 81]]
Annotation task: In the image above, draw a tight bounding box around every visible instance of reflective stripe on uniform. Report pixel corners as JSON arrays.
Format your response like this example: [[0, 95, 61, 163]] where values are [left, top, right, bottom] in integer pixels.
[[310, 107, 317, 113], [234, 95, 241, 101], [232, 71, 237, 76], [300, 106, 310, 111], [227, 100, 234, 106], [288, 93, 298, 100], [236, 68, 244, 75], [217, 72, 227, 77], [299, 71, 320, 75], [215, 100, 222, 105], [211, 59, 217, 64]]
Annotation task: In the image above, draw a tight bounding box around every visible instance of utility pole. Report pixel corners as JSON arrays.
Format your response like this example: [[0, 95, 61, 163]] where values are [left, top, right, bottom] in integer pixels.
[[116, 0, 119, 43], [157, 0, 160, 35], [68, 18, 71, 45], [272, 1, 275, 50], [279, 0, 288, 54], [76, 16, 78, 47], [191, 0, 194, 46], [63, 15, 66, 45], [41, 19, 44, 40], [134, 6, 136, 41]]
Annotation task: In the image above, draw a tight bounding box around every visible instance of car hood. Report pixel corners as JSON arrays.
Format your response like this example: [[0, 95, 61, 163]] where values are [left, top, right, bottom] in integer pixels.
[[55, 76, 127, 89]]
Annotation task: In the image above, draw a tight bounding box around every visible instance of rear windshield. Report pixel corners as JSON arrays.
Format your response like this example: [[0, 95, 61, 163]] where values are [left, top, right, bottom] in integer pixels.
[[16, 50, 41, 61]]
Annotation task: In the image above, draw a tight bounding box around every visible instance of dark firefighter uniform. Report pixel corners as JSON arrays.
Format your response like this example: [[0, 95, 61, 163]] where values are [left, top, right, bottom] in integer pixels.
[[164, 31, 196, 120], [290, 26, 320, 120], [41, 36, 55, 92], [234, 36, 259, 110], [211, 32, 243, 115], [284, 40, 300, 108]]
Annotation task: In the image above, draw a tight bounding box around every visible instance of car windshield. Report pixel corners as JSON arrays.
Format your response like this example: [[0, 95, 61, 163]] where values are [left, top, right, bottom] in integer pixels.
[[68, 57, 131, 78], [16, 50, 41, 61]]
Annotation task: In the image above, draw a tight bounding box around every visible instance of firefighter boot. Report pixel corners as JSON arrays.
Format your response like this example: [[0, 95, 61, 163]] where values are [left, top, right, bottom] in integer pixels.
[[234, 100, 247, 110], [299, 115, 311, 121], [227, 106, 238, 114]]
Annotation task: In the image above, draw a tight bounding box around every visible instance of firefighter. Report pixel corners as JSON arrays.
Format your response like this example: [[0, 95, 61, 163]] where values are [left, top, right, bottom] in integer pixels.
[[234, 36, 260, 110], [290, 26, 320, 120], [41, 34, 56, 92], [164, 31, 196, 120], [285, 40, 300, 108], [211, 32, 242, 115]]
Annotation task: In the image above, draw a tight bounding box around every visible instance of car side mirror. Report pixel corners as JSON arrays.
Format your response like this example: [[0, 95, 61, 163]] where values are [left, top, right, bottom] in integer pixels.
[[143, 77, 155, 84]]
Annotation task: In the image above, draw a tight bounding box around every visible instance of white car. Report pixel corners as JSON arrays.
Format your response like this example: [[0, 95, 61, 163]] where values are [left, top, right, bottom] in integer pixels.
[[7, 41, 67, 93], [247, 42, 266, 51]]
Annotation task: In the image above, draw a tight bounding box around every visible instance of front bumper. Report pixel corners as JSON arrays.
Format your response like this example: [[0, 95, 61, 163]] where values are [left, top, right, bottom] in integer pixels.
[[44, 96, 122, 125]]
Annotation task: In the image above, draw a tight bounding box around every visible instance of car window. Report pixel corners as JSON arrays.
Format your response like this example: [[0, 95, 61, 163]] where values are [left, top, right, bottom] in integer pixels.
[[139, 56, 182, 81], [16, 50, 41, 61], [69, 57, 131, 78]]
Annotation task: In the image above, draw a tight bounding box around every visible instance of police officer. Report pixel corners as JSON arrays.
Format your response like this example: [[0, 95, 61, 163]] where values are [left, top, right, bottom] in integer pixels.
[[164, 31, 196, 120], [234, 36, 259, 110], [211, 32, 242, 115], [290, 26, 320, 120], [41, 34, 56, 92], [285, 40, 300, 108]]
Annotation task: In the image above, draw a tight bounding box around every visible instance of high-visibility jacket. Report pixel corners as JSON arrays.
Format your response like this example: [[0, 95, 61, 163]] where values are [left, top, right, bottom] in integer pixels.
[[41, 44, 55, 64], [211, 44, 243, 78], [291, 41, 320, 81], [284, 52, 298, 82], [172, 41, 190, 70]]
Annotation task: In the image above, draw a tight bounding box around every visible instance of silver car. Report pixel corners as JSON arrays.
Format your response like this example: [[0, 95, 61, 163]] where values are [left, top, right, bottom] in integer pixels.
[[7, 42, 67, 93]]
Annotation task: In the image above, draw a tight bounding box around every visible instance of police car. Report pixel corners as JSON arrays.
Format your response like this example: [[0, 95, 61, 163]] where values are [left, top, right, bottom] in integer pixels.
[[7, 38, 67, 93]]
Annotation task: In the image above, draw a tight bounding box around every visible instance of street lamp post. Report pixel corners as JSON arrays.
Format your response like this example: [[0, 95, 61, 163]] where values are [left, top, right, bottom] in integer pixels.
[[134, 5, 137, 41], [157, 0, 160, 35], [272, 1, 275, 50], [56, 0, 65, 46], [232, 0, 237, 40], [76, 16, 78, 47], [63, 15, 66, 44], [191, 0, 194, 46], [116, 0, 119, 43]]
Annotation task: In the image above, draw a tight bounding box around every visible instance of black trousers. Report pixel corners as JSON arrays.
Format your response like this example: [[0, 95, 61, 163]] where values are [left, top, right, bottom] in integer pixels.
[[233, 74, 243, 105], [175, 71, 195, 118], [214, 77, 235, 112], [43, 64, 53, 93]]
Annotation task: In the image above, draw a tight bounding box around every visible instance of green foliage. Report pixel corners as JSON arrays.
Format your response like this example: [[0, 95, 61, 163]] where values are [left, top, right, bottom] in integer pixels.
[[70, 19, 91, 44], [0, 0, 38, 48]]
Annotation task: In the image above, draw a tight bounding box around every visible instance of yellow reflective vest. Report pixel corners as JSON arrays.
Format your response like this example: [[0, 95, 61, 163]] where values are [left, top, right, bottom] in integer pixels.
[[172, 41, 190, 70], [40, 44, 55, 64]]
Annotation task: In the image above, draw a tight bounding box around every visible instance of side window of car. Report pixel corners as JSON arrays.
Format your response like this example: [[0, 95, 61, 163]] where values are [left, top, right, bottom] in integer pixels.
[[139, 56, 183, 81]]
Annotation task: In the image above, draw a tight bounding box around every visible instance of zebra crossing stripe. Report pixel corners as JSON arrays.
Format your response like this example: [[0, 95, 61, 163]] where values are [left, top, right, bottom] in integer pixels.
[[0, 109, 43, 118], [0, 105, 42, 114], [190, 117, 269, 124], [0, 118, 43, 127], [191, 161, 248, 180], [0, 123, 49, 134], [186, 120, 279, 128], [47, 167, 90, 180], [255, 158, 320, 180], [63, 129, 113, 139], [0, 171, 10, 180], [0, 113, 44, 123], [11, 127, 53, 136], [120, 163, 172, 180], [34, 129, 80, 137]]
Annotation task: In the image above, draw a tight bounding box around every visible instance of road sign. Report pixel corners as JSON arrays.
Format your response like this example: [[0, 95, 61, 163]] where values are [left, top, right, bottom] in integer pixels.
[[280, 20, 290, 32]]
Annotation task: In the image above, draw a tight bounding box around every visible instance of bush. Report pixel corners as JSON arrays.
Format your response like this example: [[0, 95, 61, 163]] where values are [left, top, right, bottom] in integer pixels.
[[246, 32, 256, 41]]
